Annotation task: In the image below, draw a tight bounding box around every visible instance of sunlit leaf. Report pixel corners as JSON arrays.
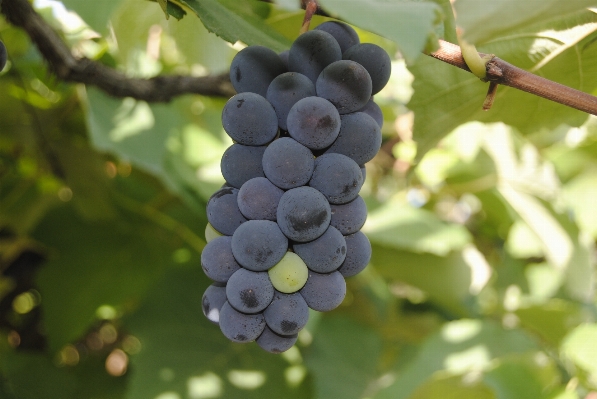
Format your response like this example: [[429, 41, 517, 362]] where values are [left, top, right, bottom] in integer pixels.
[[318, 0, 441, 63]]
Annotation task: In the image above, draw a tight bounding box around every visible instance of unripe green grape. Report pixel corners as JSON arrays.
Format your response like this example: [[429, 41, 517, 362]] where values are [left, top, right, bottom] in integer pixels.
[[268, 252, 308, 293], [205, 222, 223, 243]]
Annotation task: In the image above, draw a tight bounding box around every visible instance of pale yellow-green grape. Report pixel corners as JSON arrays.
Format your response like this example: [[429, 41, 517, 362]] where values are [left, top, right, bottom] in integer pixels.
[[205, 223, 223, 243], [268, 252, 309, 293]]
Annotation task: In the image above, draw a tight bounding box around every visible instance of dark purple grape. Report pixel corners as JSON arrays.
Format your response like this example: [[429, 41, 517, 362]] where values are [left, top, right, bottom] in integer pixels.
[[299, 270, 346, 312], [206, 187, 247, 236], [230, 46, 287, 97], [287, 96, 341, 150], [267, 72, 316, 130], [288, 30, 342, 83], [343, 43, 391, 95], [263, 291, 309, 335], [325, 112, 381, 165], [359, 98, 383, 128], [221, 144, 266, 188], [256, 326, 297, 353], [0, 41, 7, 72], [330, 196, 367, 235], [222, 92, 278, 146], [201, 236, 241, 283], [202, 283, 227, 325], [278, 50, 290, 70], [262, 137, 314, 189], [226, 268, 275, 314], [219, 301, 266, 343], [309, 153, 363, 204], [277, 186, 331, 242], [314, 21, 360, 53], [231, 220, 288, 271], [338, 231, 371, 277], [293, 226, 346, 273], [237, 177, 284, 221], [316, 60, 372, 114]]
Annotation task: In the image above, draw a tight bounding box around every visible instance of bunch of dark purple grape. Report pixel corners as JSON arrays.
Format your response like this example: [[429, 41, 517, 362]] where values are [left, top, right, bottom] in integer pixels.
[[201, 21, 390, 353]]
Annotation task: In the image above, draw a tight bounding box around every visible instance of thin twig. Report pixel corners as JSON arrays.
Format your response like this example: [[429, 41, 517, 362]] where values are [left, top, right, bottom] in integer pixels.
[[300, 0, 318, 34], [0, 0, 235, 102], [483, 82, 499, 111], [428, 40, 597, 116]]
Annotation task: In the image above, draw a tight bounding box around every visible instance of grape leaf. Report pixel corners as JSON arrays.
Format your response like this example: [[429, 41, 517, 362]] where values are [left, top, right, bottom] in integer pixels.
[[410, 9, 597, 160], [179, 0, 292, 51], [454, 0, 597, 45], [59, 0, 122, 33], [318, 0, 441, 63]]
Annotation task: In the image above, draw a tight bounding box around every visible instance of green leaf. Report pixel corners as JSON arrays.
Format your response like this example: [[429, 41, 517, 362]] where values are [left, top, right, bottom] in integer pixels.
[[371, 245, 483, 316], [375, 319, 538, 399], [561, 324, 597, 388], [318, 0, 441, 63], [180, 0, 292, 51], [483, 353, 560, 399], [34, 176, 205, 351], [410, 10, 597, 160], [363, 198, 472, 256], [454, 0, 597, 45], [562, 171, 597, 239], [407, 372, 496, 399], [59, 0, 123, 33], [303, 316, 382, 399], [123, 267, 313, 399]]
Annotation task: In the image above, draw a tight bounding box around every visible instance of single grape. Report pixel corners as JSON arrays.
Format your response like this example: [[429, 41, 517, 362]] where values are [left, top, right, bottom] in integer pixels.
[[299, 270, 346, 312], [262, 137, 314, 189], [278, 50, 290, 70], [205, 222, 224, 243], [268, 252, 309, 293], [206, 187, 247, 236], [231, 220, 288, 271], [230, 45, 287, 97], [309, 153, 363, 204], [237, 177, 284, 221], [222, 92, 278, 146], [256, 326, 297, 354], [316, 60, 372, 114], [276, 186, 331, 242], [221, 144, 266, 188], [0, 41, 7, 72], [201, 236, 241, 283], [226, 268, 275, 314], [337, 231, 371, 277], [267, 72, 316, 130], [286, 96, 341, 150], [219, 301, 266, 343], [325, 112, 381, 165], [288, 30, 342, 83], [202, 283, 227, 325], [314, 21, 360, 53], [329, 196, 367, 235], [343, 43, 391, 94], [359, 98, 383, 128], [264, 290, 309, 335], [293, 226, 346, 273]]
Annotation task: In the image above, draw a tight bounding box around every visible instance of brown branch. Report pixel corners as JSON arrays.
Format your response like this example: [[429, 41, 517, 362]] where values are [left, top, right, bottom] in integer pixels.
[[0, 0, 235, 102], [429, 40, 597, 116]]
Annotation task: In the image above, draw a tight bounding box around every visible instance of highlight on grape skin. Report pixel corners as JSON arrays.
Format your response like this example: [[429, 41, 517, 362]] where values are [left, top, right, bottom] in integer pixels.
[[201, 19, 389, 354], [268, 252, 309, 294]]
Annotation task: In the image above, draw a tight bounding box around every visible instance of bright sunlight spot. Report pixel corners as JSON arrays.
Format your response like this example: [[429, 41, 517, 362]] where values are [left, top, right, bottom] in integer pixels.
[[227, 370, 266, 390], [187, 372, 223, 399], [441, 319, 482, 344]]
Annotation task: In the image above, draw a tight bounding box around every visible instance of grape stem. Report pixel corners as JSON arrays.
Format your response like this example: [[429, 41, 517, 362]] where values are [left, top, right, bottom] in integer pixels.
[[427, 40, 597, 116], [300, 0, 318, 34]]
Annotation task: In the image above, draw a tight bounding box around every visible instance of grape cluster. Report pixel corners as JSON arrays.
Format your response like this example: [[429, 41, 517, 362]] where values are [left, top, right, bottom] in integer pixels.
[[202, 21, 389, 353]]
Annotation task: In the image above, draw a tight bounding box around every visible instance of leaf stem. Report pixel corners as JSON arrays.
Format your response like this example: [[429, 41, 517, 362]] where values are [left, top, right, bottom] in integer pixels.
[[427, 40, 597, 116], [300, 0, 318, 34], [457, 30, 488, 80]]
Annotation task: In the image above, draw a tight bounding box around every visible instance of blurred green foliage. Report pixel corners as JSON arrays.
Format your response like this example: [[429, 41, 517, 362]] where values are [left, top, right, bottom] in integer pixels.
[[1, 0, 596, 398]]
